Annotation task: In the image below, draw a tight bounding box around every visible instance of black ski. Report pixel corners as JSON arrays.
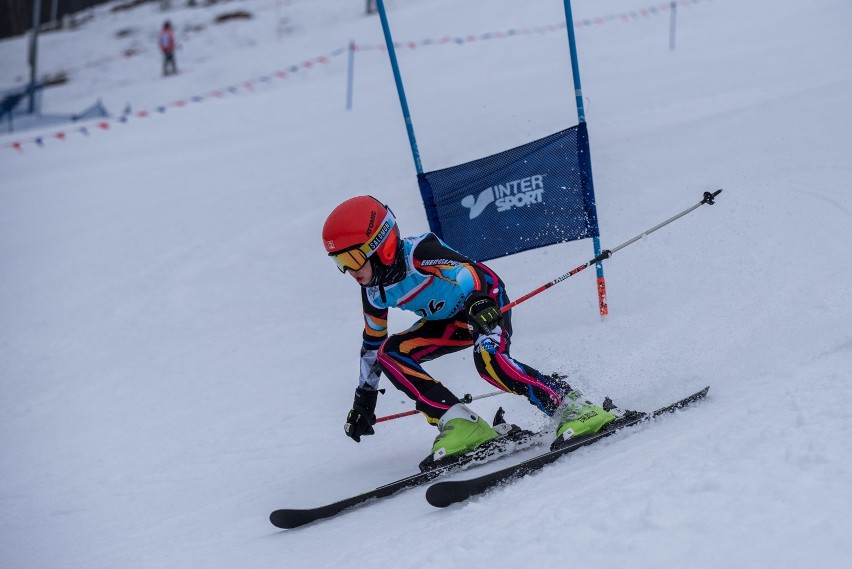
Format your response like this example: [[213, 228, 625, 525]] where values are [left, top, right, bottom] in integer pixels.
[[269, 426, 545, 529], [425, 386, 710, 508]]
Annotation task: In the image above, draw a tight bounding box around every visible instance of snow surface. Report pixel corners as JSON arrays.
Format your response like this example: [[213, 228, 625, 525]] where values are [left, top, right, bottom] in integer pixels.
[[2, 0, 852, 567]]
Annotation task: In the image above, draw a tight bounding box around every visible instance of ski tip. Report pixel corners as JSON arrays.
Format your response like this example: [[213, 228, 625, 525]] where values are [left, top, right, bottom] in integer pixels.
[[678, 385, 710, 401], [679, 385, 710, 405], [677, 385, 710, 410], [650, 386, 711, 418]]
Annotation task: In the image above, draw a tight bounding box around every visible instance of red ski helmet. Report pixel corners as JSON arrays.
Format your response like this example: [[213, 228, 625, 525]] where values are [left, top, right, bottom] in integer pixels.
[[322, 196, 400, 273]]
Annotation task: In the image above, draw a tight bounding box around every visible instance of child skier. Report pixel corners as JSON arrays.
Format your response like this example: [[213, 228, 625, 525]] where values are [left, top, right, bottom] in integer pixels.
[[322, 196, 617, 466]]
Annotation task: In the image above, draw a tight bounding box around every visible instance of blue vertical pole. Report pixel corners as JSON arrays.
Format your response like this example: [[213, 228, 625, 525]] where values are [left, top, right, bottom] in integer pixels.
[[375, 0, 424, 174], [346, 40, 355, 110], [563, 1, 586, 123], [562, 0, 609, 317]]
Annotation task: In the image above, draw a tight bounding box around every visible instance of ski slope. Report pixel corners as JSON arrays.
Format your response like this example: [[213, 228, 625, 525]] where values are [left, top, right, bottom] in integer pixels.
[[2, 1, 851, 567]]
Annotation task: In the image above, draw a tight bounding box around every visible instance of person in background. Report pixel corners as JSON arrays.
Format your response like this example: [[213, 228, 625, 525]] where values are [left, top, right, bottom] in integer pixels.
[[159, 21, 177, 77]]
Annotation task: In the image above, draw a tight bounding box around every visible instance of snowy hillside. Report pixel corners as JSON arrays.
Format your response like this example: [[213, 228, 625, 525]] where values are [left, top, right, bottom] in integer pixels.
[[2, 0, 852, 568]]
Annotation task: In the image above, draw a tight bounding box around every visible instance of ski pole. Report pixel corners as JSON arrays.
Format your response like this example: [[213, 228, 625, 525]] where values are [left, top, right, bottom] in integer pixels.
[[375, 390, 505, 423], [501, 189, 723, 313]]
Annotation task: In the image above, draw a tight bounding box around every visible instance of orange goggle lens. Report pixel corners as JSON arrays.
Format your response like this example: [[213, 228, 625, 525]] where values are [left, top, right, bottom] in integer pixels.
[[331, 248, 369, 273]]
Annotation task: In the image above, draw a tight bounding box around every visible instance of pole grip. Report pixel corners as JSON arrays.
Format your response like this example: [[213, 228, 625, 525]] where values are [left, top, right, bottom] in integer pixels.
[[592, 249, 612, 264], [703, 189, 723, 205]]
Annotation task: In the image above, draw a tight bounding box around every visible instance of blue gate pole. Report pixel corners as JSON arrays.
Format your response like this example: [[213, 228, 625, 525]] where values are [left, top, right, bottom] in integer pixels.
[[375, 0, 424, 174], [562, 0, 609, 317]]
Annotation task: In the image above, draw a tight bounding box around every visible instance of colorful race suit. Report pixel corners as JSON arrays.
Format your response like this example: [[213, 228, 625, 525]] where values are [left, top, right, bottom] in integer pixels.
[[357, 233, 568, 423]]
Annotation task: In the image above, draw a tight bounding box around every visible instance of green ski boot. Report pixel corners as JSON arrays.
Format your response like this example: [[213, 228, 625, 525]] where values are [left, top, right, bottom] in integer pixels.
[[553, 391, 618, 449], [430, 403, 499, 463]]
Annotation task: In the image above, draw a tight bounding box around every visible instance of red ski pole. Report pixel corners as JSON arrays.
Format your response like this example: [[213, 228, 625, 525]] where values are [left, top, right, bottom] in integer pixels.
[[375, 390, 504, 423], [501, 190, 722, 313]]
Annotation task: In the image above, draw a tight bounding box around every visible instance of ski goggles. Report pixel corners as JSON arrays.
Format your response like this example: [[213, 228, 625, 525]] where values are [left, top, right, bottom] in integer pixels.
[[329, 211, 396, 273], [331, 247, 370, 273]]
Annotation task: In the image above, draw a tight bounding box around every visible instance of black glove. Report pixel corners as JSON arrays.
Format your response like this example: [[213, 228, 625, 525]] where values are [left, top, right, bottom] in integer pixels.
[[465, 293, 503, 335], [344, 387, 378, 442]]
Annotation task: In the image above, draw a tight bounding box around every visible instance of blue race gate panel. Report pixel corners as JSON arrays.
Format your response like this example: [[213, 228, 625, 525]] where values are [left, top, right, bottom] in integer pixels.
[[417, 123, 599, 262]]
